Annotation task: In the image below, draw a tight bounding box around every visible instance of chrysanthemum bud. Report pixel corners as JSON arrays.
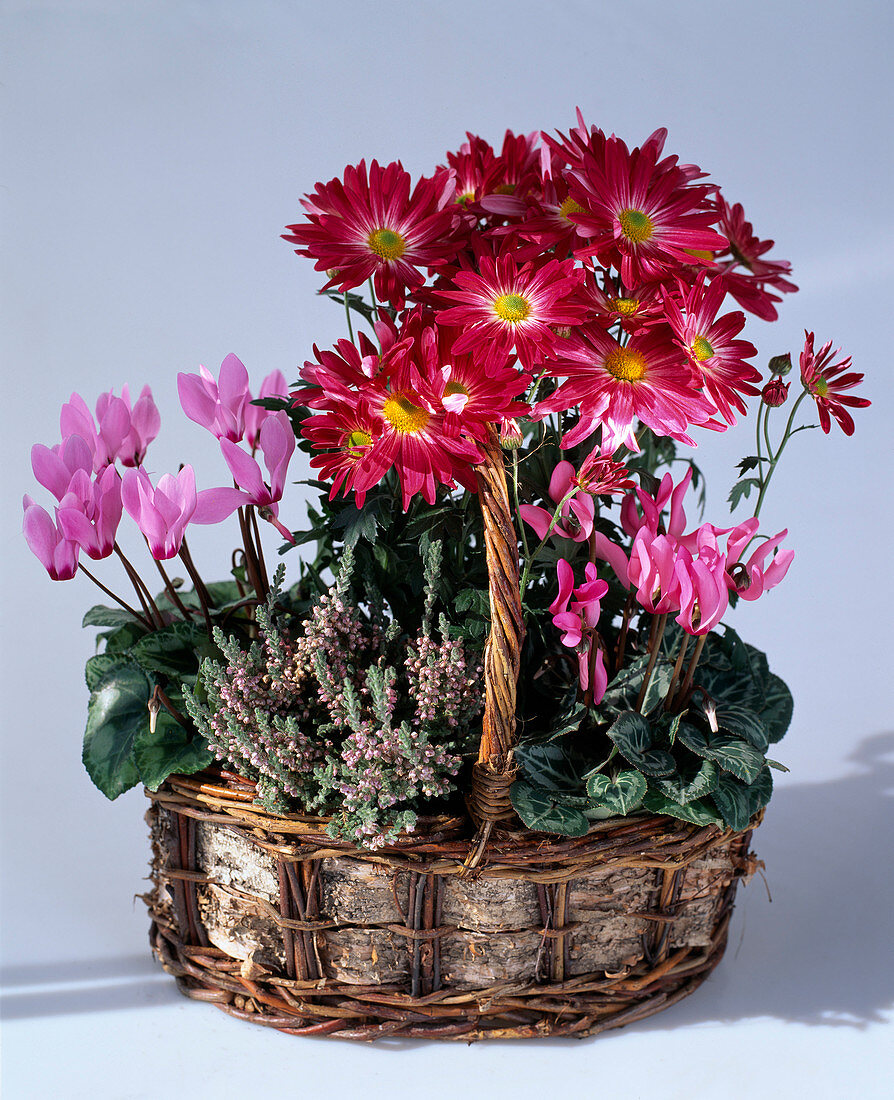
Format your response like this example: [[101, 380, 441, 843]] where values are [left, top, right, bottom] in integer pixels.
[[499, 417, 524, 450], [761, 378, 790, 407], [768, 352, 792, 377]]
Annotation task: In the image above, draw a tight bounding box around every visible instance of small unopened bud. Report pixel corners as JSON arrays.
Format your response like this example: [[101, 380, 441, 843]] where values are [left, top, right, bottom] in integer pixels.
[[325, 268, 340, 281], [761, 378, 790, 407], [499, 418, 524, 450], [148, 687, 161, 734], [768, 352, 792, 377]]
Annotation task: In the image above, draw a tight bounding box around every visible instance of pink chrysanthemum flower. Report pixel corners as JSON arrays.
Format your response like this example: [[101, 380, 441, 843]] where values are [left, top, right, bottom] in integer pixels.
[[298, 333, 380, 407], [579, 270, 666, 333], [712, 197, 798, 321], [662, 275, 760, 424], [537, 326, 718, 452], [301, 398, 382, 509], [283, 160, 463, 308], [436, 249, 586, 370], [444, 132, 501, 208], [799, 332, 869, 435], [566, 135, 727, 286]]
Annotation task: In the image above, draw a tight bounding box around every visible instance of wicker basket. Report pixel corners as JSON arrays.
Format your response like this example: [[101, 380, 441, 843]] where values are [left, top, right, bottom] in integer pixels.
[[144, 427, 763, 1040]]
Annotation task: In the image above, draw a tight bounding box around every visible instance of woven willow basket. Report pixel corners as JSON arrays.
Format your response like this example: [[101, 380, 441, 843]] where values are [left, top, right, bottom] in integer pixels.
[[144, 428, 763, 1040]]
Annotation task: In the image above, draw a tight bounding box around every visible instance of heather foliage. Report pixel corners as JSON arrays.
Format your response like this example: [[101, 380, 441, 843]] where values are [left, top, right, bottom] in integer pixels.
[[185, 549, 481, 846]]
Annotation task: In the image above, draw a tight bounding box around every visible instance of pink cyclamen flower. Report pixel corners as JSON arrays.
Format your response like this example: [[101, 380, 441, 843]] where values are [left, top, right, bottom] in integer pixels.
[[31, 434, 95, 501], [177, 354, 251, 443], [22, 496, 79, 580], [519, 460, 594, 543], [245, 369, 290, 449], [627, 529, 682, 615], [799, 332, 869, 436], [58, 386, 159, 469], [56, 465, 123, 560], [730, 529, 794, 601], [673, 542, 729, 635], [104, 384, 160, 466], [121, 465, 197, 560], [549, 559, 609, 697]]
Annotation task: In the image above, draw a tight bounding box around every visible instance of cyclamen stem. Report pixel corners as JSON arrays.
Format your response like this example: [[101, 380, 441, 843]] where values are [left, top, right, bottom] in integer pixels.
[[249, 507, 269, 596], [664, 633, 690, 711], [636, 612, 668, 714], [114, 543, 164, 628], [614, 592, 636, 676], [675, 633, 708, 705], [153, 556, 193, 621], [236, 505, 266, 602], [177, 538, 214, 636], [148, 683, 190, 733], [78, 563, 153, 629]]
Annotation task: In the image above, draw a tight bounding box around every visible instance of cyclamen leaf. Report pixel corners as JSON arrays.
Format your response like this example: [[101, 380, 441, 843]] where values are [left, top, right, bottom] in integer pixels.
[[675, 723, 766, 784], [514, 741, 581, 792], [85, 653, 132, 692], [711, 767, 773, 831], [715, 704, 770, 753], [762, 673, 794, 743], [586, 770, 647, 816], [643, 789, 726, 828], [599, 654, 675, 718], [134, 713, 214, 791], [655, 758, 718, 804], [82, 605, 145, 630], [606, 712, 677, 777], [83, 666, 151, 800], [510, 781, 590, 836]]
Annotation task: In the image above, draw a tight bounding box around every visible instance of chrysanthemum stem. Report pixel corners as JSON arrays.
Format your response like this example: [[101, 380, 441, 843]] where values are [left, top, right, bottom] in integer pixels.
[[752, 390, 808, 522], [511, 447, 530, 560], [519, 487, 578, 596], [78, 563, 152, 629], [343, 292, 354, 343], [664, 633, 690, 711], [636, 612, 667, 714]]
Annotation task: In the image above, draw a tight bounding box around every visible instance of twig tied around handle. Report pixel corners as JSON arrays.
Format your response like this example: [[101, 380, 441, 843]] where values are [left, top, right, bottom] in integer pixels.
[[463, 425, 525, 873]]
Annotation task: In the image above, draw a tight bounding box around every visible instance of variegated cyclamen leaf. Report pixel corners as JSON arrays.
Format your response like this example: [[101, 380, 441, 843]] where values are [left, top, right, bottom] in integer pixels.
[[642, 789, 726, 828], [607, 711, 677, 776], [675, 724, 765, 784], [586, 770, 647, 816], [714, 704, 770, 752], [510, 780, 590, 836], [513, 741, 581, 792], [711, 767, 774, 831], [655, 758, 718, 805], [761, 673, 794, 743]]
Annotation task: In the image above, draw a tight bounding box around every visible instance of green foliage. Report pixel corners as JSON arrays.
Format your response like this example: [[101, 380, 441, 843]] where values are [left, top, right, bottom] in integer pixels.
[[711, 767, 773, 831], [134, 713, 214, 792], [510, 781, 590, 836], [606, 711, 677, 776], [83, 665, 151, 799], [642, 790, 726, 827], [586, 770, 647, 815], [675, 724, 766, 784]]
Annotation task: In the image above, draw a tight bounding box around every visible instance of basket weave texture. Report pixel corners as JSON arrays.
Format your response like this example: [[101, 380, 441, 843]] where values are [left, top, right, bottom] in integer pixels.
[[145, 772, 760, 1041]]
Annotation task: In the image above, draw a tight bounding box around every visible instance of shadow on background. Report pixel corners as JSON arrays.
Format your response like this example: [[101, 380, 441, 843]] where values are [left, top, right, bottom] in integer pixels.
[[3, 732, 892, 1031]]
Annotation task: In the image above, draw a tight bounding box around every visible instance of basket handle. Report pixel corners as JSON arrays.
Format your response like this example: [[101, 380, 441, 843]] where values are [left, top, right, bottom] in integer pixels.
[[466, 426, 525, 835]]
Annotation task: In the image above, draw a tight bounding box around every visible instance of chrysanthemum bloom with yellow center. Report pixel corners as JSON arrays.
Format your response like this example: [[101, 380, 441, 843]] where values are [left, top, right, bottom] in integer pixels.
[[662, 275, 760, 425], [799, 331, 870, 436], [436, 249, 587, 370], [537, 326, 718, 453], [565, 134, 728, 286], [283, 159, 464, 309], [300, 398, 382, 509], [711, 196, 798, 322], [579, 271, 666, 333]]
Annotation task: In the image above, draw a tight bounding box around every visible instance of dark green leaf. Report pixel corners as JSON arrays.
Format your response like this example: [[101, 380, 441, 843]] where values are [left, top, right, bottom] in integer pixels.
[[134, 714, 214, 791], [514, 741, 581, 792], [675, 723, 765, 784], [454, 588, 491, 617], [606, 712, 677, 777], [99, 621, 149, 655], [82, 605, 144, 629], [586, 770, 647, 815], [510, 781, 590, 836], [766, 758, 790, 772], [85, 653, 131, 692], [82, 666, 151, 799], [128, 622, 216, 678], [736, 456, 768, 474], [761, 673, 794, 742], [333, 500, 379, 549], [655, 758, 718, 804], [715, 704, 770, 752], [711, 767, 773, 831], [728, 478, 760, 512], [643, 789, 726, 827], [599, 654, 675, 718]]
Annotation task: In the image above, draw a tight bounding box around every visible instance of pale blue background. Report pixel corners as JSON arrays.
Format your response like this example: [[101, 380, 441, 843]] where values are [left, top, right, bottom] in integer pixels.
[[2, 2, 892, 1096]]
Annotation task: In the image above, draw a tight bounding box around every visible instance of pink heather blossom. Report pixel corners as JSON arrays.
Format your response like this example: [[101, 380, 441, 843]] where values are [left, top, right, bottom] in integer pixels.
[[121, 465, 198, 560], [519, 460, 594, 543], [177, 353, 251, 443], [56, 465, 123, 561], [31, 434, 94, 501], [245, 369, 289, 449], [799, 332, 869, 436], [22, 496, 79, 580], [60, 386, 159, 471], [549, 559, 609, 697]]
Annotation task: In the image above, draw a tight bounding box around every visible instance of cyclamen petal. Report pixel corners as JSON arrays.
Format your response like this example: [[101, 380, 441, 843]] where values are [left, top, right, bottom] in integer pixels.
[[22, 497, 79, 580]]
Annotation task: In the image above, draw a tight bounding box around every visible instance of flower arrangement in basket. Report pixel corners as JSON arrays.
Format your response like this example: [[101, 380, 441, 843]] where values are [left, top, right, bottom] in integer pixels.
[[24, 112, 868, 1040]]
